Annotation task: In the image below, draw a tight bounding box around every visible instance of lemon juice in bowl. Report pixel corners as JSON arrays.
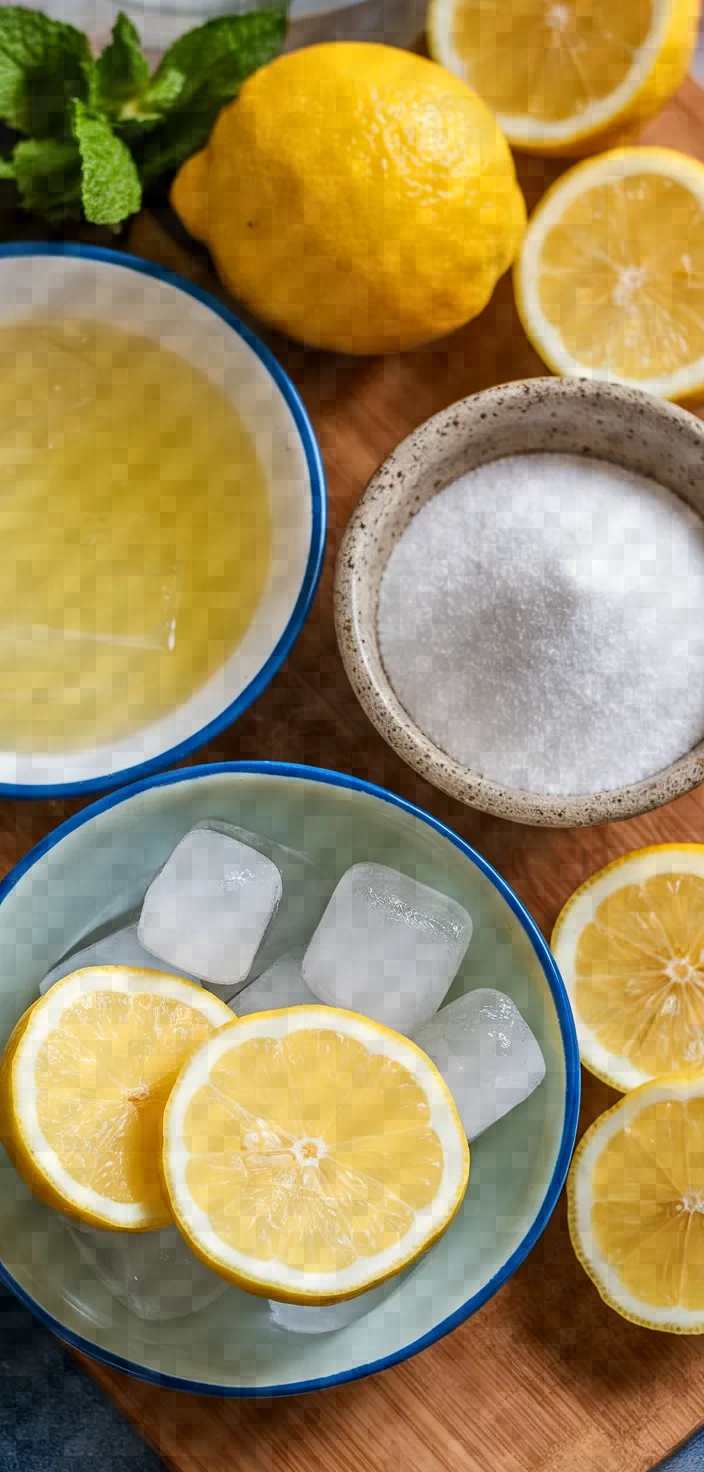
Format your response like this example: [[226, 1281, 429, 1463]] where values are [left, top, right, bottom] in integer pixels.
[[0, 316, 271, 754]]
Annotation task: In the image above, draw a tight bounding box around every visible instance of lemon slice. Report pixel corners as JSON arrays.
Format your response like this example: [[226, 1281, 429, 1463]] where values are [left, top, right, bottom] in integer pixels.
[[552, 845, 704, 1093], [0, 967, 233, 1230], [427, 0, 698, 157], [569, 1075, 704, 1332], [161, 1006, 470, 1303], [514, 146, 704, 399]]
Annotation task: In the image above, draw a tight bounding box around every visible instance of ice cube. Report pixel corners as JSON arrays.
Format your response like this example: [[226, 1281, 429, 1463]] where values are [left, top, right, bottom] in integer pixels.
[[232, 951, 322, 1017], [191, 820, 331, 983], [39, 922, 200, 995], [65, 1219, 228, 1322], [413, 988, 546, 1141], [267, 1281, 390, 1334], [302, 863, 472, 1034], [137, 827, 283, 991]]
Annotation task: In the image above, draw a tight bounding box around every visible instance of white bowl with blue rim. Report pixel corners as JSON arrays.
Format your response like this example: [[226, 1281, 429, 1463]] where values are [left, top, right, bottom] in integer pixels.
[[0, 244, 325, 799], [0, 761, 579, 1395]]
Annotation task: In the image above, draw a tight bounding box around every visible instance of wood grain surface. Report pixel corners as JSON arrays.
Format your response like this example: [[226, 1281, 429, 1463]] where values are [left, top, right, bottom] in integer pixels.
[[4, 69, 704, 1472]]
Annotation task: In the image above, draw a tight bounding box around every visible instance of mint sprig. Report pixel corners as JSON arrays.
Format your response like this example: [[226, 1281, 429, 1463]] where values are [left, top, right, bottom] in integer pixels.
[[0, 4, 287, 228]]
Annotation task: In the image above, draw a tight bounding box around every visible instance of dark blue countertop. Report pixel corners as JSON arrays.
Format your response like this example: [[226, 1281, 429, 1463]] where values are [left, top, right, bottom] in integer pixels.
[[0, 1287, 164, 1472], [654, 1428, 704, 1472]]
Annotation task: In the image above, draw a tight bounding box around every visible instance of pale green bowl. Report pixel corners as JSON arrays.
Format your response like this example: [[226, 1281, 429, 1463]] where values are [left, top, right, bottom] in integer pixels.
[[0, 763, 579, 1395]]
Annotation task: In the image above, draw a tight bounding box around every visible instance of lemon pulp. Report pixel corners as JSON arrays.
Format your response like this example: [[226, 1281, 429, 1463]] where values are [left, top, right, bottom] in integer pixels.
[[575, 872, 704, 1077], [569, 1078, 704, 1331], [591, 1095, 704, 1312], [429, 0, 698, 156], [1, 967, 234, 1230], [453, 0, 652, 126], [0, 318, 271, 752], [162, 1008, 470, 1301], [552, 845, 704, 1090]]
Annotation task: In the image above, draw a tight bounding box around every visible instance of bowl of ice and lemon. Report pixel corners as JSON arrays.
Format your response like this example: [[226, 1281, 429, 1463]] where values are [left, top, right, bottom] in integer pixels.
[[0, 763, 576, 1392]]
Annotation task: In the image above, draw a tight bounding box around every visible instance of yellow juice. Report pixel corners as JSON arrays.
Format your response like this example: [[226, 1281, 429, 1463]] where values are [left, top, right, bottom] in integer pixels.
[[0, 318, 272, 752]]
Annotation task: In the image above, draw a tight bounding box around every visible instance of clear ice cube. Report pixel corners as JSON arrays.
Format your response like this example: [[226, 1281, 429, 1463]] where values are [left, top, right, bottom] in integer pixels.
[[267, 1281, 390, 1335], [39, 922, 200, 995], [193, 820, 331, 983], [137, 827, 282, 991], [65, 1219, 228, 1322], [413, 988, 546, 1141], [302, 863, 472, 1034], [232, 951, 321, 1017]]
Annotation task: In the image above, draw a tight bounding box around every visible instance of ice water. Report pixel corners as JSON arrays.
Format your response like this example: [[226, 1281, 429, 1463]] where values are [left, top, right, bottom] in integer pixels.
[[233, 951, 321, 1017], [66, 1220, 228, 1321], [39, 921, 200, 994], [413, 989, 546, 1141], [138, 827, 282, 991], [302, 863, 472, 1033]]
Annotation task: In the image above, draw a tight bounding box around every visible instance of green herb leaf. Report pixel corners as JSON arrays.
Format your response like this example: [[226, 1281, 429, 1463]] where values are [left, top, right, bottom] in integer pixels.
[[73, 99, 141, 225], [0, 154, 15, 179], [92, 12, 149, 116], [12, 136, 82, 221], [134, 5, 287, 184], [0, 6, 94, 137], [148, 5, 287, 110]]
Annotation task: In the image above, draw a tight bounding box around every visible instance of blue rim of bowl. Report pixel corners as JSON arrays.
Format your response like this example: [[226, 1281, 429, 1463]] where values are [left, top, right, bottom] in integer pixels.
[[0, 244, 327, 801], [0, 760, 581, 1398]]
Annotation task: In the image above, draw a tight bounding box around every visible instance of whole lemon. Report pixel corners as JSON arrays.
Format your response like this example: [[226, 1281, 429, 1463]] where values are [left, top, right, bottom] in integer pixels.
[[171, 42, 526, 355]]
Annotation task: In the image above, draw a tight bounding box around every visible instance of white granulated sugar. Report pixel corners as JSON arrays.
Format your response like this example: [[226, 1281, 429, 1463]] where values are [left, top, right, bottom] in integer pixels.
[[377, 453, 704, 797]]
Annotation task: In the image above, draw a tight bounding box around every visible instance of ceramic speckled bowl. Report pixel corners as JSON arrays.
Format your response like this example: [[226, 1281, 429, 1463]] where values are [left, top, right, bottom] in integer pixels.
[[0, 763, 579, 1394], [335, 377, 704, 828]]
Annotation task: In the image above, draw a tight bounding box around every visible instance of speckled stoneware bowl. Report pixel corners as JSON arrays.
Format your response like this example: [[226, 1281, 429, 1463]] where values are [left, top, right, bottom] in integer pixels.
[[335, 377, 704, 828]]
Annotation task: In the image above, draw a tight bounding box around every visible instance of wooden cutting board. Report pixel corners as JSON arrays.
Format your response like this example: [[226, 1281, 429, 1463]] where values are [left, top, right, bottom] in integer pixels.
[[3, 69, 704, 1472]]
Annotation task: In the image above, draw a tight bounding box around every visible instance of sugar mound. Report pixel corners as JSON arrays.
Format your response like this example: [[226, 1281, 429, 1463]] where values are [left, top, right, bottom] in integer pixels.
[[377, 453, 704, 796]]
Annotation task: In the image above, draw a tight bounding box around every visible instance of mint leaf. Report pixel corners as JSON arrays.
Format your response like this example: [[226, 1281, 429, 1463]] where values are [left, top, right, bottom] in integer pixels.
[[13, 136, 82, 221], [155, 6, 285, 102], [92, 12, 149, 116], [0, 155, 15, 179], [147, 6, 287, 112], [0, 7, 94, 137], [73, 99, 141, 225], [134, 5, 287, 186]]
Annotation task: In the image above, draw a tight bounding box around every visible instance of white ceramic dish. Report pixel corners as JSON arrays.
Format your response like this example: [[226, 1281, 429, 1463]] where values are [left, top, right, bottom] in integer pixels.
[[0, 245, 326, 799]]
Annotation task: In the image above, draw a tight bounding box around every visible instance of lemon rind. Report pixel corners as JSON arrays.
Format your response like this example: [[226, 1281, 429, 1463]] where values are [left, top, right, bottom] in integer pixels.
[[162, 1005, 470, 1304], [568, 1076, 704, 1332], [551, 844, 704, 1093], [514, 146, 704, 400]]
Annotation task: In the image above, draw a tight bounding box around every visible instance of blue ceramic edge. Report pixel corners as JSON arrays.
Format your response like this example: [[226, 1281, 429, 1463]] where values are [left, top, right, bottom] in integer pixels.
[[0, 760, 581, 1398], [0, 244, 327, 800]]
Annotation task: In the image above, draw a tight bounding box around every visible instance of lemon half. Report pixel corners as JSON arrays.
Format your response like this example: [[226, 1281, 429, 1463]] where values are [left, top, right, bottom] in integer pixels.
[[161, 1006, 470, 1303], [0, 967, 233, 1230], [569, 1075, 704, 1332], [428, 0, 698, 157], [515, 146, 704, 400], [552, 845, 704, 1093]]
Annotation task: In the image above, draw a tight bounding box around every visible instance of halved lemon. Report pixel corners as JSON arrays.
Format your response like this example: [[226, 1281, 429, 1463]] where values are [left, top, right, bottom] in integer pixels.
[[161, 1006, 470, 1303], [427, 0, 698, 157], [569, 1074, 704, 1332], [514, 146, 704, 400], [0, 967, 233, 1230], [552, 845, 704, 1093]]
